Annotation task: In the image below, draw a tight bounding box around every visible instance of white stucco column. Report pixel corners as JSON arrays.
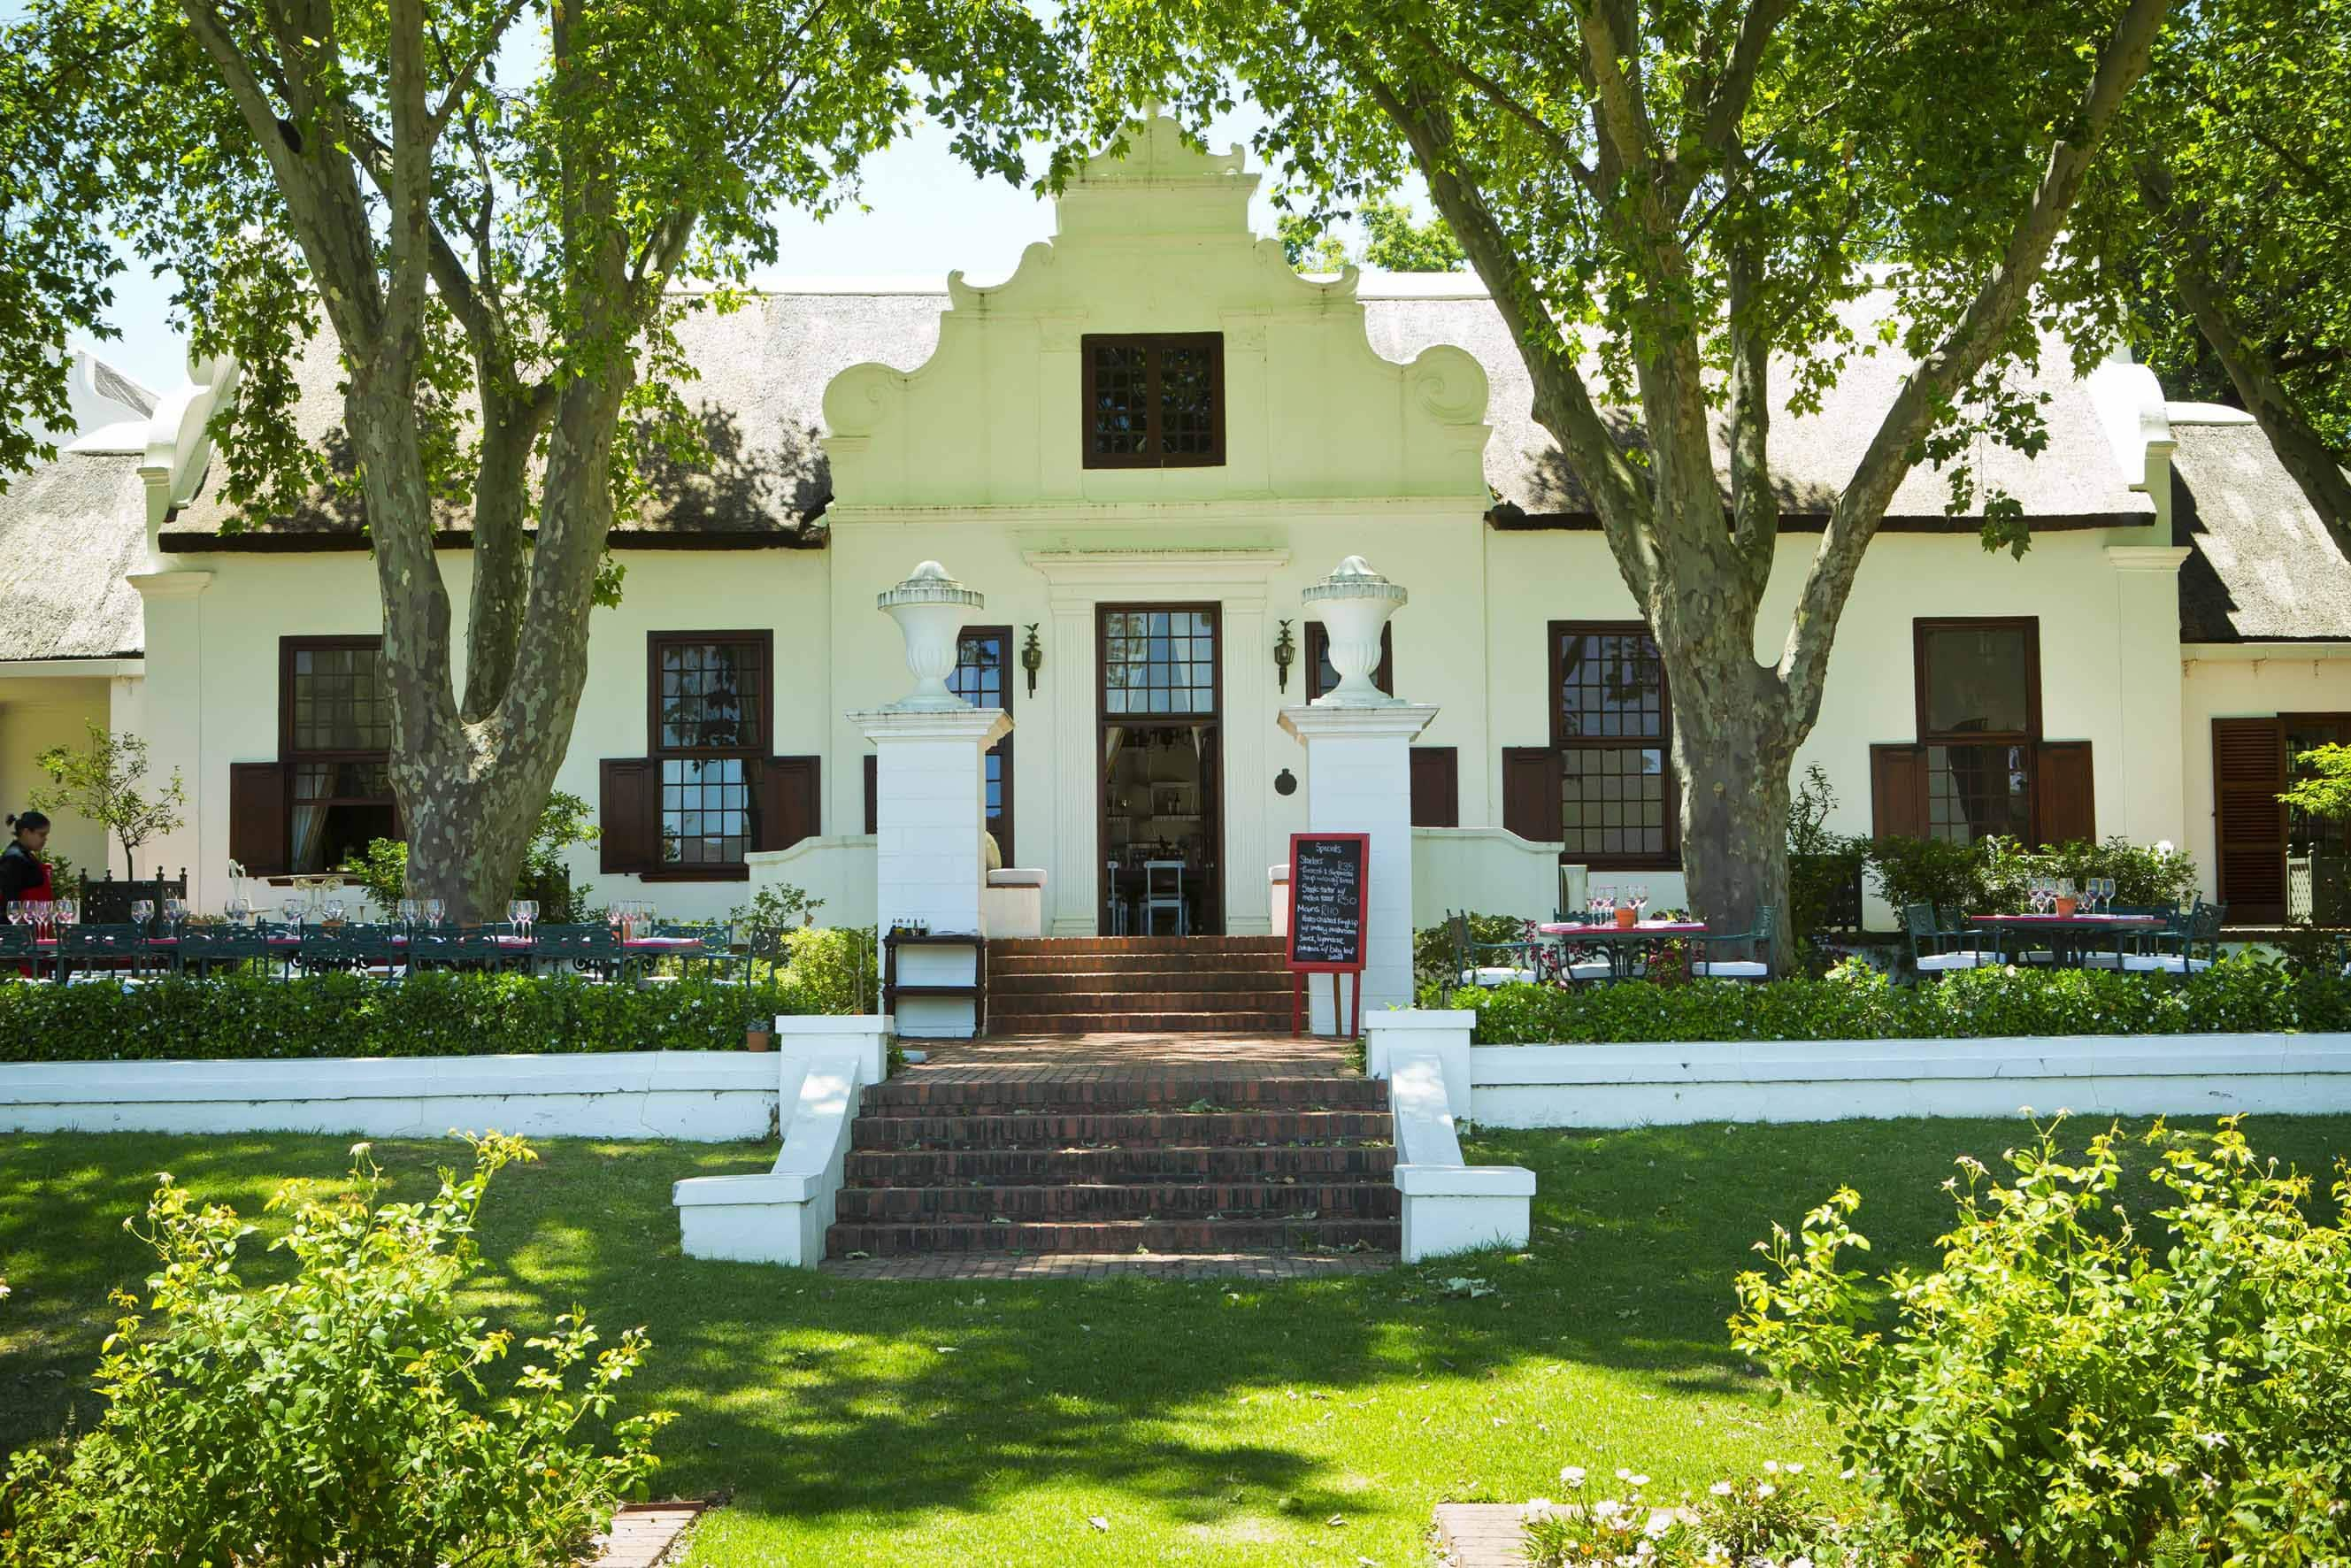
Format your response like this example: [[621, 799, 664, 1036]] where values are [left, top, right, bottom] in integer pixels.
[[1279, 557, 1434, 1031], [127, 570, 210, 903], [846, 562, 1010, 993], [2109, 544, 2192, 848]]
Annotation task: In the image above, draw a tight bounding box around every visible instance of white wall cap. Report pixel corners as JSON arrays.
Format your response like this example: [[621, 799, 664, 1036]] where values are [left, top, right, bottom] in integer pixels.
[[672, 1170, 822, 1206], [776, 1014, 891, 1036], [987, 868, 1048, 888], [1368, 1010, 1476, 1031], [1396, 1163, 1538, 1197], [2165, 401, 2259, 426]]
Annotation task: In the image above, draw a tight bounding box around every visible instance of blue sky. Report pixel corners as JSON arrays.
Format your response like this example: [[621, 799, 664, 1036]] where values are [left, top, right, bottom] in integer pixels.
[[76, 99, 1421, 398]]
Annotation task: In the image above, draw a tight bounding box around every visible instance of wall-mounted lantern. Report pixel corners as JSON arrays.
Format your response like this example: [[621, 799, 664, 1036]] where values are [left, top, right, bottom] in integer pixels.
[[1020, 624, 1043, 696], [1273, 619, 1296, 694]]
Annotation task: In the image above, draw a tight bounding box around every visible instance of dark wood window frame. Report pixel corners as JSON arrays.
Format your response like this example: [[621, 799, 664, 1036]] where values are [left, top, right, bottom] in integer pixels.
[[1080, 332, 1226, 469], [643, 629, 775, 881], [1913, 617, 2043, 845], [1305, 621, 1394, 702], [1548, 619, 1680, 871], [279, 634, 398, 875], [952, 625, 1017, 865]]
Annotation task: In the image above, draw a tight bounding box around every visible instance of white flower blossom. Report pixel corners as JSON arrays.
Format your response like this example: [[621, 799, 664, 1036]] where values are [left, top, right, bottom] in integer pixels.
[[1709, 1480, 1734, 1496], [1756, 1482, 1777, 1499], [1562, 1464, 1587, 1487], [1519, 1498, 1556, 1523]]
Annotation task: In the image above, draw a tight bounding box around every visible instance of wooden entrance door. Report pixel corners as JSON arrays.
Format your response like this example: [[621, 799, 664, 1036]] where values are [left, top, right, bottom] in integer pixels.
[[1097, 604, 1222, 935]]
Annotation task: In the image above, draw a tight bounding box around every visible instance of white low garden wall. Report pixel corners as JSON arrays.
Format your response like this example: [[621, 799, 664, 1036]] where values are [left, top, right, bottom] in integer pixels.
[[1367, 1012, 2351, 1128], [0, 1050, 782, 1141]]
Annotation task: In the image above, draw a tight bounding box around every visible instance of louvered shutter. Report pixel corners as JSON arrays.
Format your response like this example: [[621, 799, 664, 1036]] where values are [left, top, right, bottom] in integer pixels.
[[598, 758, 659, 873], [863, 755, 878, 835], [1502, 748, 1563, 844], [754, 757, 821, 853], [2032, 742, 2096, 847], [2213, 718, 2287, 923], [1870, 744, 1929, 839], [1410, 747, 1460, 828], [227, 762, 290, 876]]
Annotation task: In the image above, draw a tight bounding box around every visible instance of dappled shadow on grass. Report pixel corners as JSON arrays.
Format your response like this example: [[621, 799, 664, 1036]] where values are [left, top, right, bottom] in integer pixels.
[[6, 1113, 2348, 1538]]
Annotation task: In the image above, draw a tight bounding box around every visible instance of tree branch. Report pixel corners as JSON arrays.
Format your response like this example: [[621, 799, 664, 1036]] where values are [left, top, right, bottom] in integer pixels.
[[1778, 0, 2171, 732], [1399, 26, 1607, 204], [425, 0, 533, 142], [1698, 0, 1792, 160]]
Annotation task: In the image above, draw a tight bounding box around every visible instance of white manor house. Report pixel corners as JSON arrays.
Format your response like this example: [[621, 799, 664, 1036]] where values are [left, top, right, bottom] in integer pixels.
[[5, 113, 2350, 944]]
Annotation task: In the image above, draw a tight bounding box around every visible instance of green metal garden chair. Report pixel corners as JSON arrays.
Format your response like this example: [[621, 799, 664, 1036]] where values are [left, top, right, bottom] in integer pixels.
[[1691, 903, 1777, 980], [1905, 903, 1997, 976]]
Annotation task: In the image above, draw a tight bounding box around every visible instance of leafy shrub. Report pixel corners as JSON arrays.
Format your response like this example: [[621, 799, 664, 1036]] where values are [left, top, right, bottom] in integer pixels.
[[1459, 954, 2351, 1044], [1, 1135, 668, 1564], [1867, 833, 2199, 920], [771, 924, 878, 1016], [0, 965, 861, 1063], [1787, 764, 1870, 949], [1414, 911, 1532, 992], [1732, 1118, 2351, 1567]]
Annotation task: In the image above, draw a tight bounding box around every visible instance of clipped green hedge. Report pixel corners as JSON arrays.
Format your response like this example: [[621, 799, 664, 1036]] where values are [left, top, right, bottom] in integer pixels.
[[1460, 957, 2351, 1045], [0, 962, 861, 1064]]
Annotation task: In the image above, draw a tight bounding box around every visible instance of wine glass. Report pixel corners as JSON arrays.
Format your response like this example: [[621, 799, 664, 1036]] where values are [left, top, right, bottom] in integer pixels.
[[225, 893, 250, 927], [131, 898, 153, 929], [1630, 883, 1650, 922], [163, 896, 187, 931], [508, 899, 525, 935], [55, 897, 78, 931], [424, 897, 445, 929], [29, 900, 51, 937], [397, 897, 419, 927], [322, 898, 346, 926], [521, 899, 539, 939]]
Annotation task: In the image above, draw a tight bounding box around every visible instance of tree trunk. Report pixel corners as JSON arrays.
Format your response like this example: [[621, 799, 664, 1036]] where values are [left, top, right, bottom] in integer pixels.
[[1668, 649, 1797, 974], [2171, 268, 2351, 542]]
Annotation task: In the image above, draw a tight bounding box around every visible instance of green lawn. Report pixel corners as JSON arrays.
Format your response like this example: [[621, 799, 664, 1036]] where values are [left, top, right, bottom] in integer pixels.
[[4, 1115, 2347, 1567]]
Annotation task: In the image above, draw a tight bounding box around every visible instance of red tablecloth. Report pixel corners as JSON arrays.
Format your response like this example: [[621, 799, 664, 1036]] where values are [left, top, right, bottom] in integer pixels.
[[1967, 914, 2162, 926], [1537, 920, 1707, 935]]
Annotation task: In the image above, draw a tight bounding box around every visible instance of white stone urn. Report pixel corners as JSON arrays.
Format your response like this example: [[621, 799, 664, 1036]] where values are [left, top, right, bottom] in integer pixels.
[[877, 561, 985, 711], [1302, 555, 1408, 706]]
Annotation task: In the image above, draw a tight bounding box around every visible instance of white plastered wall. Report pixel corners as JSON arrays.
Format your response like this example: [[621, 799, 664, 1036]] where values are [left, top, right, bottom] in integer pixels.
[[0, 675, 119, 875], [2179, 646, 2351, 909]]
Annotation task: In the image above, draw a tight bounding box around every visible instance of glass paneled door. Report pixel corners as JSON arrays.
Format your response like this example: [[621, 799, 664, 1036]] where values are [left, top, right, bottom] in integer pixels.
[[949, 626, 1015, 863], [1097, 605, 1222, 935]]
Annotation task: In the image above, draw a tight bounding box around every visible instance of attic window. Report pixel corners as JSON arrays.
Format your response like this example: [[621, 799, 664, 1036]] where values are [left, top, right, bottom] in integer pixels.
[[1082, 333, 1225, 468]]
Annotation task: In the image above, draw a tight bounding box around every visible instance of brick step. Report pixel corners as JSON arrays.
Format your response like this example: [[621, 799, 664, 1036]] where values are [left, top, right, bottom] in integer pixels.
[[826, 1216, 1401, 1257], [989, 969, 1292, 995], [987, 988, 1294, 1013], [986, 936, 1287, 957], [850, 1108, 1392, 1150], [846, 1143, 1399, 1187], [987, 953, 1292, 977], [835, 1181, 1401, 1222], [978, 1010, 1296, 1034], [860, 1076, 1387, 1112]]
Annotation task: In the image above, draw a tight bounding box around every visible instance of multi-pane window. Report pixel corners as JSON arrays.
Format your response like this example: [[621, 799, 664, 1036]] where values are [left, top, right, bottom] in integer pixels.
[[281, 638, 398, 873], [650, 633, 769, 868], [1102, 608, 1218, 715], [950, 627, 1015, 862], [1915, 620, 2038, 845], [1082, 334, 1225, 468], [1549, 623, 1676, 867]]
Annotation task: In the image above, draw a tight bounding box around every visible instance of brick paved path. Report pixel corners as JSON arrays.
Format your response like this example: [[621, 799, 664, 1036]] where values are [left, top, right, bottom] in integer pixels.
[[588, 1503, 705, 1567]]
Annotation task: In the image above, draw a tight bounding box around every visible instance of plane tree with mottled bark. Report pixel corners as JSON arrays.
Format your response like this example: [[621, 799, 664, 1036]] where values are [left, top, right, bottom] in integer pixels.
[[1075, 0, 2170, 959], [0, 0, 1072, 919]]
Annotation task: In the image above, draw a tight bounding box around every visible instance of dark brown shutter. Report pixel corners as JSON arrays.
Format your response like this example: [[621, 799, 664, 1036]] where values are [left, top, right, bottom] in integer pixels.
[[599, 758, 658, 873], [2214, 717, 2287, 923], [1502, 747, 1562, 843], [863, 755, 878, 835], [1410, 747, 1460, 828], [1870, 744, 1929, 839], [227, 762, 289, 876], [2032, 742, 2096, 847], [754, 757, 821, 853]]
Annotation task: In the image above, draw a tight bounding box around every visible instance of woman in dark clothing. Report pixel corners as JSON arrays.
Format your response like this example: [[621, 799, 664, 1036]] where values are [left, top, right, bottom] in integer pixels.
[[0, 811, 55, 908]]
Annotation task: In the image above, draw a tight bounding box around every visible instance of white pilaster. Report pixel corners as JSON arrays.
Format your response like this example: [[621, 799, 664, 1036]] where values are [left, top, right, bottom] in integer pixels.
[[1279, 702, 1439, 1030], [127, 570, 211, 903], [2109, 544, 2192, 849]]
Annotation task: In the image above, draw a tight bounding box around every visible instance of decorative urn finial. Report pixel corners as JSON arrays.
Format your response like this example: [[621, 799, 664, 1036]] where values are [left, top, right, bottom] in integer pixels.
[[877, 560, 984, 711], [1301, 556, 1408, 706]]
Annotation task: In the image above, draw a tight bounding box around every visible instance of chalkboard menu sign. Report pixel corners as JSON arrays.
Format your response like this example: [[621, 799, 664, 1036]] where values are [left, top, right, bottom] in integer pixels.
[[1286, 833, 1369, 972]]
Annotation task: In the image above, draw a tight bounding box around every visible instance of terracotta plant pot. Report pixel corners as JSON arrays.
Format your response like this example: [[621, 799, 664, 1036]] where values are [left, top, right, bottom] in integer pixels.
[[1614, 905, 1637, 928], [744, 1028, 772, 1053], [2055, 897, 2078, 918]]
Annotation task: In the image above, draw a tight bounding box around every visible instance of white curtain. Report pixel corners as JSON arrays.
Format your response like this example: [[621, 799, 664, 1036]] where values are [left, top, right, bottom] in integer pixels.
[[1102, 725, 1126, 779], [290, 766, 330, 872]]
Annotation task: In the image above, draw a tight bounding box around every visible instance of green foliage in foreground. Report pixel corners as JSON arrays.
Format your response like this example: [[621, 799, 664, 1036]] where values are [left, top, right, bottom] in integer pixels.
[[2, 1135, 665, 1565], [4, 1119, 2347, 1567], [0, 927, 876, 1063], [1460, 957, 2351, 1045], [1735, 1118, 2351, 1566]]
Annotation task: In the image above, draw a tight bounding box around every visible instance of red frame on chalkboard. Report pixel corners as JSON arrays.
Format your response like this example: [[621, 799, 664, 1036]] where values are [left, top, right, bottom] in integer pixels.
[[1285, 832, 1371, 1037]]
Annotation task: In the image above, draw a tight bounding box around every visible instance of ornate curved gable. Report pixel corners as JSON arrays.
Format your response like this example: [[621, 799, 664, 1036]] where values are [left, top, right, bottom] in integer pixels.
[[820, 112, 1491, 515]]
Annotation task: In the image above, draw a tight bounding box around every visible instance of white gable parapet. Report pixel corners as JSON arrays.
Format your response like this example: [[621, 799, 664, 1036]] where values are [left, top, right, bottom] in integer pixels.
[[138, 351, 241, 550]]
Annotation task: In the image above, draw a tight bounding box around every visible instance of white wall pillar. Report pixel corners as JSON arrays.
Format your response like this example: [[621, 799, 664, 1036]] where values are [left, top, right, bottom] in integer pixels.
[[1279, 702, 1438, 1028], [2109, 545, 2192, 848], [852, 705, 1011, 938], [126, 570, 210, 903]]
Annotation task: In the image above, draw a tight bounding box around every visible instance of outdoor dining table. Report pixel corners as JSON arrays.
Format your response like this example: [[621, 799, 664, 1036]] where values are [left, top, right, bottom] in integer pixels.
[[1966, 912, 2163, 967], [1535, 919, 1709, 983]]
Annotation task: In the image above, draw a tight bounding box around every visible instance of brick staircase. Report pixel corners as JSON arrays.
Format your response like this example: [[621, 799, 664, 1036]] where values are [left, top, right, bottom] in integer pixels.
[[986, 935, 1293, 1034], [828, 1070, 1401, 1257]]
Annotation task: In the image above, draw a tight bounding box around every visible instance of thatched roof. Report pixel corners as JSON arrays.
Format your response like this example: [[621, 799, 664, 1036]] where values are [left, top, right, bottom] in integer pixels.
[[2174, 405, 2351, 643], [158, 280, 2155, 550], [0, 450, 150, 660]]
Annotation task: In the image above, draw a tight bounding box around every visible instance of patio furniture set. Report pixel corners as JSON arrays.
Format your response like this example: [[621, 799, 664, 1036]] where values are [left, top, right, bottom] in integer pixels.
[[1442, 895, 1779, 997], [1905, 898, 2227, 979]]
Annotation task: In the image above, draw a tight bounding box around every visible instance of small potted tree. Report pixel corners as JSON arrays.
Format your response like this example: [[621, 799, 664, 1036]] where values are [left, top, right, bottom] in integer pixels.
[[33, 723, 188, 918]]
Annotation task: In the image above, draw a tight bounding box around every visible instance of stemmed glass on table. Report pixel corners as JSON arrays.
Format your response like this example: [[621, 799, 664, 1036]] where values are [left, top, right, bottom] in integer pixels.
[[423, 897, 445, 929], [131, 898, 154, 934], [508, 898, 538, 942], [1629, 884, 1651, 923], [397, 897, 420, 929]]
